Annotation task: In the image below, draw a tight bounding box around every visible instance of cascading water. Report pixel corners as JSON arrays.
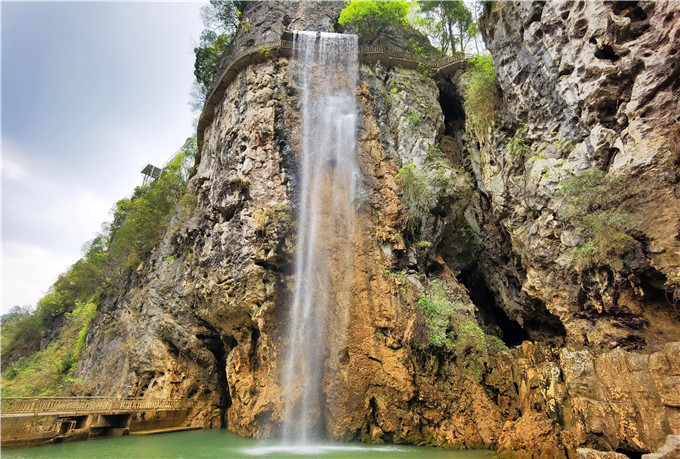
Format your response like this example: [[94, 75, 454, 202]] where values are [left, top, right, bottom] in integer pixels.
[[281, 30, 360, 443]]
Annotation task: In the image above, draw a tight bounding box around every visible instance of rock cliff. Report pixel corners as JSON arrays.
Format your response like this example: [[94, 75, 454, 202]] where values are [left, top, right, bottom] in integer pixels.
[[73, 1, 680, 456]]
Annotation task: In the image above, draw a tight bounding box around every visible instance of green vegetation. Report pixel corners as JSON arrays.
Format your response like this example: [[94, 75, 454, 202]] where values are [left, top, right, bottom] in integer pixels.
[[111, 141, 196, 269], [1, 138, 197, 396], [338, 0, 411, 44], [194, 32, 234, 96], [408, 37, 429, 59], [395, 148, 474, 232], [192, 1, 248, 107], [507, 126, 573, 162], [507, 123, 531, 157], [382, 269, 408, 281], [462, 221, 484, 251], [415, 1, 474, 55], [464, 55, 497, 138], [417, 285, 457, 349], [258, 44, 275, 59], [2, 299, 96, 397], [557, 168, 634, 271], [416, 63, 436, 79], [405, 111, 423, 131], [395, 162, 432, 229], [414, 281, 506, 382]]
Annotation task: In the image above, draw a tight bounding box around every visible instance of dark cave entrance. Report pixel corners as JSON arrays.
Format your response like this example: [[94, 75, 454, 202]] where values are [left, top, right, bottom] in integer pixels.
[[460, 267, 529, 347], [437, 81, 467, 168]]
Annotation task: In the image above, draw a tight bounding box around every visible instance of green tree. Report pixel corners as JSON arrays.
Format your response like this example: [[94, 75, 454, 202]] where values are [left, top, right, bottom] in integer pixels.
[[110, 146, 195, 269], [200, 0, 248, 32], [193, 1, 248, 102], [338, 0, 411, 44], [416, 1, 472, 55], [194, 31, 235, 97]]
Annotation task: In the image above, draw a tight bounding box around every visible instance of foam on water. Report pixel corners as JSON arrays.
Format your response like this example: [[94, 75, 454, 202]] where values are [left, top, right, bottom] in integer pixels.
[[240, 444, 409, 456]]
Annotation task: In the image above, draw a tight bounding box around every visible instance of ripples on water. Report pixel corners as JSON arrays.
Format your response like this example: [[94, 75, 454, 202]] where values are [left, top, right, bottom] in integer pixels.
[[2, 430, 494, 458]]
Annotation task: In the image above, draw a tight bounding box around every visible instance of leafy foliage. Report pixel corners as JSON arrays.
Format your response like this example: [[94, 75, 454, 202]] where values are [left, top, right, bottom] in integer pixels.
[[414, 281, 506, 382], [338, 0, 411, 44], [396, 162, 432, 229], [405, 111, 423, 131], [506, 123, 531, 157], [194, 31, 235, 96], [1, 300, 97, 397], [416, 1, 472, 55], [464, 55, 497, 138], [192, 1, 248, 104], [416, 281, 459, 350], [557, 168, 634, 271], [110, 145, 195, 269]]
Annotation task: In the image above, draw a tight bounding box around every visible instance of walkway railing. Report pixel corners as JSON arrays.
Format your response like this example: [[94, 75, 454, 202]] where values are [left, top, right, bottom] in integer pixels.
[[1, 397, 192, 416], [197, 36, 468, 149]]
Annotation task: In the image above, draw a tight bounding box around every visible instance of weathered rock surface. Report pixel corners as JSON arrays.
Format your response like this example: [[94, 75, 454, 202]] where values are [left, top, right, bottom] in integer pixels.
[[471, 1, 680, 455], [643, 435, 680, 459], [477, 0, 680, 350], [73, 1, 680, 457]]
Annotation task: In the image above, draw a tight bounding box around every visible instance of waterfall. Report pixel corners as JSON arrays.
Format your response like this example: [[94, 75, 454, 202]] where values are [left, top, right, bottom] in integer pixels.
[[280, 30, 359, 443]]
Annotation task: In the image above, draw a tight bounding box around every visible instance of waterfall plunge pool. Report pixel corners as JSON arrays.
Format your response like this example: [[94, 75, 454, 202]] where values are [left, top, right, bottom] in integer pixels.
[[2, 429, 494, 458]]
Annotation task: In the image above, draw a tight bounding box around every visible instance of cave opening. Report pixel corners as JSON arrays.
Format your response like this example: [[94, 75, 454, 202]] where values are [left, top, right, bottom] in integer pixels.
[[437, 81, 467, 168], [615, 449, 645, 459], [639, 268, 680, 320], [522, 298, 568, 342], [459, 267, 529, 347], [198, 333, 232, 426], [594, 44, 620, 62]]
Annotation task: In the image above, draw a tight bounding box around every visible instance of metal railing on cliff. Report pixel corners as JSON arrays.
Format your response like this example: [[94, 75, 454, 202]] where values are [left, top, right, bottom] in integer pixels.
[[196, 36, 468, 149], [1, 397, 192, 417]]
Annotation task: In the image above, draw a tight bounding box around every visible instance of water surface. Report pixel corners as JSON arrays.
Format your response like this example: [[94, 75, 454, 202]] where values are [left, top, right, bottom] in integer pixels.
[[2, 429, 494, 458]]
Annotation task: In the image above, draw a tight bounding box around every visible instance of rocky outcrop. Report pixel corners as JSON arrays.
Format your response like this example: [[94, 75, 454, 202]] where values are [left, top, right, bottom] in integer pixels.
[[469, 1, 680, 455], [476, 0, 680, 349], [73, 1, 680, 457], [493, 341, 680, 456]]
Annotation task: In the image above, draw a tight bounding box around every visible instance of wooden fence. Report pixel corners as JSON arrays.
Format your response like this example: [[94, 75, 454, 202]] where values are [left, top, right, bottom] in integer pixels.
[[1, 397, 192, 416]]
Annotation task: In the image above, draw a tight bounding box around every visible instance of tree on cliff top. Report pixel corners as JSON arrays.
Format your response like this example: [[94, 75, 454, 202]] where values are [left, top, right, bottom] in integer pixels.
[[338, 1, 411, 44], [416, 1, 473, 55], [192, 0, 248, 105]]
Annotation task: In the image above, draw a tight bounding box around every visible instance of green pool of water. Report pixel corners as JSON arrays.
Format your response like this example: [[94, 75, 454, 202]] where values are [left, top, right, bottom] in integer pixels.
[[2, 429, 494, 458]]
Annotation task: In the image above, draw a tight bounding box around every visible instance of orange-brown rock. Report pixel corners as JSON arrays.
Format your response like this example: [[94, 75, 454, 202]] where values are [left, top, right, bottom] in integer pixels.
[[69, 2, 680, 458]]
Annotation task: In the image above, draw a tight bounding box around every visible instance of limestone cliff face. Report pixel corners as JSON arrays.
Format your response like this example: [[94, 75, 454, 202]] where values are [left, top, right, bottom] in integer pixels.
[[477, 0, 680, 349], [74, 1, 680, 456], [471, 1, 680, 455]]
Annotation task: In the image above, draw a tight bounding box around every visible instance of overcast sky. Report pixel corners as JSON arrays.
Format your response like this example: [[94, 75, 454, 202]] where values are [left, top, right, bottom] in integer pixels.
[[2, 1, 206, 314]]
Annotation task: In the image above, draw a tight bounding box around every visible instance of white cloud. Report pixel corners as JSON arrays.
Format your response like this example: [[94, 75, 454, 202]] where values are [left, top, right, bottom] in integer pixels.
[[1, 161, 112, 314], [1, 2, 205, 315], [1, 156, 27, 181], [1, 242, 78, 312], [2, 140, 29, 182]]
